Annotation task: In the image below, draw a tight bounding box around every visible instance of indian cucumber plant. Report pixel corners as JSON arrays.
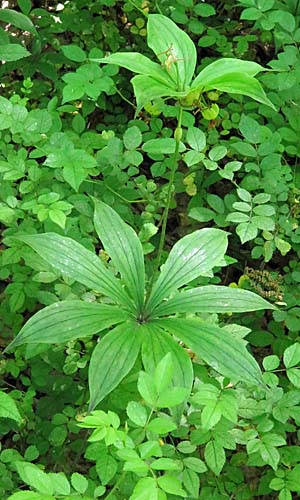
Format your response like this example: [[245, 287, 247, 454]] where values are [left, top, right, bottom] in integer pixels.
[[1, 3, 300, 500]]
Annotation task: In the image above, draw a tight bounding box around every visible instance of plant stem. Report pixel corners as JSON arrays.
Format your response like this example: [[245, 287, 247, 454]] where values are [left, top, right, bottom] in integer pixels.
[[148, 105, 183, 293], [105, 471, 126, 499]]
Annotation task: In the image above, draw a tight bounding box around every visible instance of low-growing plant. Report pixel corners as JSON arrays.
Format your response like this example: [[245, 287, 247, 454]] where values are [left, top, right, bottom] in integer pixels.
[[6, 14, 276, 411]]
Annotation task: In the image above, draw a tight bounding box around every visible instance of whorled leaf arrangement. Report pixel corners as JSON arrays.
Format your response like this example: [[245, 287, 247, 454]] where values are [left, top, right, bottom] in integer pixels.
[[91, 14, 275, 113], [6, 200, 275, 411]]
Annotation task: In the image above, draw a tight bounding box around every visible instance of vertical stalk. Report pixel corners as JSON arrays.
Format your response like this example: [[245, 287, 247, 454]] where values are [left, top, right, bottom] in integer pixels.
[[147, 105, 183, 294]]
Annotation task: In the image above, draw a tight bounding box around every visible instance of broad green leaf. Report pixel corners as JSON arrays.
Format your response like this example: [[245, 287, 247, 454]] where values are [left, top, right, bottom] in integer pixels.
[[192, 58, 266, 88], [96, 454, 118, 484], [132, 74, 178, 113], [0, 8, 38, 36], [147, 14, 197, 90], [154, 353, 174, 394], [93, 200, 145, 313], [155, 318, 263, 385], [138, 371, 157, 406], [7, 494, 54, 500], [15, 233, 132, 310], [5, 301, 128, 351], [157, 475, 186, 497], [146, 229, 228, 314], [127, 401, 148, 427], [96, 451, 118, 484], [130, 477, 161, 500], [156, 387, 189, 408], [183, 469, 200, 498], [15, 461, 53, 495], [186, 127, 206, 151], [151, 458, 180, 470], [141, 323, 193, 397], [204, 441, 225, 475], [284, 343, 300, 369], [200, 72, 275, 109], [71, 473, 88, 494], [89, 321, 142, 410], [92, 52, 173, 86], [147, 416, 177, 433], [48, 473, 70, 496], [0, 391, 22, 423], [143, 138, 186, 155], [154, 285, 276, 316], [61, 44, 86, 62], [0, 44, 31, 61]]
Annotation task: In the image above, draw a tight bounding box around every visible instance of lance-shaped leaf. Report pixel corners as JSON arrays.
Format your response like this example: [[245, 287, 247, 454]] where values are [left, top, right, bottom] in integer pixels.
[[191, 59, 267, 90], [93, 200, 145, 314], [147, 14, 197, 90], [15, 233, 132, 309], [154, 285, 277, 317], [91, 52, 174, 86], [203, 73, 275, 109], [155, 318, 263, 386], [141, 323, 193, 394], [5, 301, 129, 352], [89, 321, 142, 410], [132, 74, 179, 114], [145, 229, 228, 315]]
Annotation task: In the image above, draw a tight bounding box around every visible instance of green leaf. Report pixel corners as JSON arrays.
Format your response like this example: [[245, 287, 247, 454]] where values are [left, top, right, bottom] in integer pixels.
[[127, 401, 148, 427], [0, 44, 31, 61], [239, 114, 262, 144], [141, 323, 193, 410], [5, 301, 128, 351], [151, 458, 180, 470], [130, 477, 161, 500], [147, 416, 177, 433], [71, 473, 88, 494], [154, 285, 275, 316], [202, 72, 275, 109], [287, 368, 300, 388], [15, 233, 132, 309], [93, 199, 145, 313], [183, 457, 207, 473], [124, 126, 143, 150], [284, 344, 300, 369], [0, 8, 38, 36], [156, 318, 263, 385], [0, 391, 22, 423], [183, 468, 200, 498], [132, 74, 178, 113], [89, 321, 142, 410], [204, 441, 225, 475], [15, 461, 53, 495], [192, 58, 266, 89], [147, 14, 197, 90], [157, 475, 186, 497], [92, 52, 172, 86], [146, 229, 228, 314], [142, 138, 185, 155], [7, 494, 54, 500], [61, 45, 86, 62], [154, 353, 174, 394], [48, 473, 70, 496], [186, 127, 206, 151], [156, 387, 189, 408], [138, 371, 157, 406], [96, 452, 118, 485], [236, 221, 258, 243]]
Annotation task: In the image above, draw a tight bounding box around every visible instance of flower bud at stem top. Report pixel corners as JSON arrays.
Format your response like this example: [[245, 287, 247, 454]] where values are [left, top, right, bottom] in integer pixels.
[[174, 126, 182, 143]]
